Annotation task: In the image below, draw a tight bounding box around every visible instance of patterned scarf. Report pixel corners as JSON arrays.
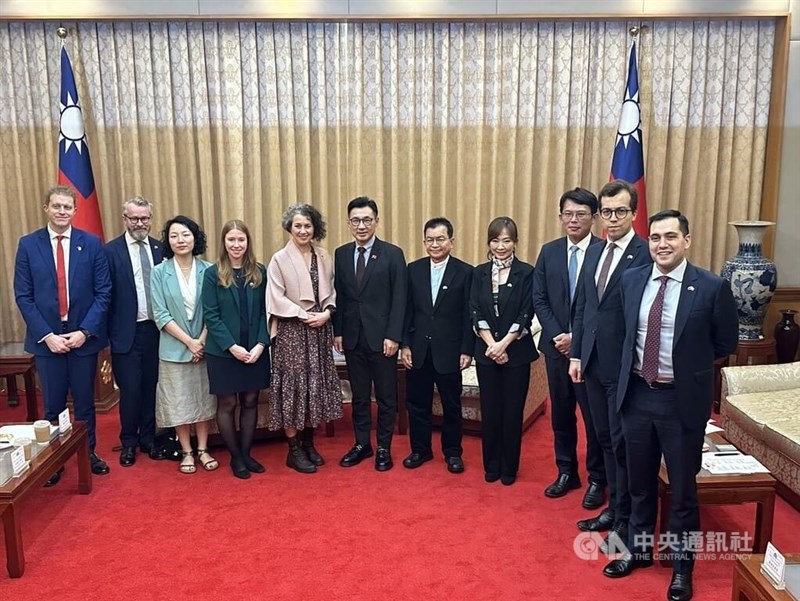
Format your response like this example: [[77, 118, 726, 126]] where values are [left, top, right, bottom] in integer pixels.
[[491, 255, 515, 294]]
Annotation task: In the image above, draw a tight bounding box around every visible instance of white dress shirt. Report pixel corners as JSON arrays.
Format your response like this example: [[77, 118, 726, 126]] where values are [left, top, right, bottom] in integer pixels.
[[125, 231, 154, 321], [566, 232, 593, 276], [430, 255, 449, 303], [353, 235, 376, 271], [594, 226, 637, 286]]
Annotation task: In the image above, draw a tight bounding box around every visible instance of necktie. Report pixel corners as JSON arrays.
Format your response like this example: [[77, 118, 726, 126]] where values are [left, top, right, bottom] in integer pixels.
[[641, 276, 670, 385], [56, 235, 68, 317], [356, 246, 366, 285], [568, 245, 579, 302], [137, 240, 153, 318], [596, 242, 617, 300]]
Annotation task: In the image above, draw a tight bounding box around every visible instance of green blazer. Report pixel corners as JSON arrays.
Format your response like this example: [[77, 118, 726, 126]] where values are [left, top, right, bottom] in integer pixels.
[[202, 263, 269, 357], [151, 258, 212, 363]]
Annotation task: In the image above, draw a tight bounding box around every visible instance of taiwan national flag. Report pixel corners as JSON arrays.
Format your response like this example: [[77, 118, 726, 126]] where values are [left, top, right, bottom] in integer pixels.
[[610, 40, 648, 238], [57, 46, 104, 240]]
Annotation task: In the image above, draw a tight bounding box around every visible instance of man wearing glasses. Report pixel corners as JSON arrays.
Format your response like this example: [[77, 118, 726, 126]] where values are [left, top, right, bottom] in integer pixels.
[[105, 197, 166, 467], [569, 180, 652, 562], [533, 188, 606, 507], [333, 197, 408, 471], [401, 217, 472, 474]]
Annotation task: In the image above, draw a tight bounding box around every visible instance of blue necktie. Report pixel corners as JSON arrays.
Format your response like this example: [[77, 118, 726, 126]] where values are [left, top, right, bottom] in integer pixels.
[[568, 245, 579, 302]]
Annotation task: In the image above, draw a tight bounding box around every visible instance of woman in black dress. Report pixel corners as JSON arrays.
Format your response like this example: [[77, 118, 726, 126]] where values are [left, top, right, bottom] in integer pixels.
[[202, 220, 270, 479]]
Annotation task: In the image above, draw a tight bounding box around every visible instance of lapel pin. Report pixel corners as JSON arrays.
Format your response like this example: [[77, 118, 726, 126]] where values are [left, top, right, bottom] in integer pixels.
[[371, 255, 377, 260], [626, 254, 633, 259], [77, 246, 82, 251], [687, 286, 695, 292], [442, 285, 448, 290], [507, 282, 513, 288]]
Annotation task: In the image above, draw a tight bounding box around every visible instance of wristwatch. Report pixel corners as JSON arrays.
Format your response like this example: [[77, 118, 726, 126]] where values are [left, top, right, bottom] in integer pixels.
[[79, 328, 92, 339]]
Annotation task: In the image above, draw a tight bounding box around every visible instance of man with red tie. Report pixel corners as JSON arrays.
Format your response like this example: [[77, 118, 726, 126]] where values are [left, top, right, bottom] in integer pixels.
[[14, 185, 112, 485]]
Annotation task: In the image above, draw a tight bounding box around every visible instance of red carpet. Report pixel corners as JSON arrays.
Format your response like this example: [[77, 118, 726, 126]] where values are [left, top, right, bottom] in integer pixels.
[[1, 394, 799, 600]]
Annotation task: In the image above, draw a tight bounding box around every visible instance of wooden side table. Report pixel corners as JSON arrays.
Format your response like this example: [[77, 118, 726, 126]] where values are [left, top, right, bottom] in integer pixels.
[[731, 553, 800, 601], [735, 339, 778, 367], [0, 343, 39, 421]]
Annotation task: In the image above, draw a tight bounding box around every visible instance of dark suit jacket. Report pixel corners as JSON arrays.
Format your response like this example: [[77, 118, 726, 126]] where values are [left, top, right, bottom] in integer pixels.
[[402, 255, 473, 374], [469, 258, 538, 367], [533, 234, 602, 360], [105, 234, 164, 354], [571, 234, 652, 379], [617, 262, 738, 427], [202, 263, 269, 357], [332, 238, 408, 352], [13, 226, 111, 356]]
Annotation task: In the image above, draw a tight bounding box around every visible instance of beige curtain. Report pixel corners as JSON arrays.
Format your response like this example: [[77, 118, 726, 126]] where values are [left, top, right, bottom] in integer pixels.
[[0, 19, 776, 342]]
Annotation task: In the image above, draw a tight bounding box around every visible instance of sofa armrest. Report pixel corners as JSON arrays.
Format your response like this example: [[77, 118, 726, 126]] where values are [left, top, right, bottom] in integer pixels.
[[721, 361, 800, 399]]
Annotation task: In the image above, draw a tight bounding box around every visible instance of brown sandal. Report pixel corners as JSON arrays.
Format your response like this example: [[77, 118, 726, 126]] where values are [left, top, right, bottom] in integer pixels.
[[197, 449, 219, 472], [179, 451, 196, 474]]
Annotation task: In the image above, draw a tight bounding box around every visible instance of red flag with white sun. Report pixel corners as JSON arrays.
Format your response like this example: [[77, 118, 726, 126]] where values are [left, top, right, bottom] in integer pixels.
[[610, 39, 648, 238], [58, 46, 104, 240]]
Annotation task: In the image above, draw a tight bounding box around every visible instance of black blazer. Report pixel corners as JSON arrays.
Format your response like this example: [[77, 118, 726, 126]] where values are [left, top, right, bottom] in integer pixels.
[[402, 255, 473, 374], [469, 258, 538, 367], [532, 234, 602, 360], [617, 262, 739, 427], [332, 238, 408, 352], [571, 234, 652, 379], [105, 234, 164, 354]]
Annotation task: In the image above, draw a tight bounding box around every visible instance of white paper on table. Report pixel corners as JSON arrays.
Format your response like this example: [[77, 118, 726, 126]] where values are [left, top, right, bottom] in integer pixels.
[[0, 424, 59, 440], [701, 453, 770, 474], [705, 420, 724, 434]]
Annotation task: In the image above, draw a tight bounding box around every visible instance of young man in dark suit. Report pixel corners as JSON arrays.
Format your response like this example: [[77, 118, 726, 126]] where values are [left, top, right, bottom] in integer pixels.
[[105, 196, 167, 466], [603, 210, 738, 601], [533, 188, 605, 507], [568, 180, 652, 551], [13, 184, 112, 485], [401, 217, 472, 474], [333, 196, 408, 471]]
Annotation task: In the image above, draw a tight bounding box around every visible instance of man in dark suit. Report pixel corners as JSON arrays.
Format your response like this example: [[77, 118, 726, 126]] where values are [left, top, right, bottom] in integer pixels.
[[569, 180, 652, 550], [333, 196, 408, 471], [13, 184, 112, 485], [105, 196, 167, 466], [602, 210, 738, 601], [533, 188, 605, 507], [400, 217, 472, 474]]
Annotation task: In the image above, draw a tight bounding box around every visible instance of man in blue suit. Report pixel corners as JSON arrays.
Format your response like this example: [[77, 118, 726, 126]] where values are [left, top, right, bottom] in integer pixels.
[[569, 180, 652, 551], [533, 188, 605, 508], [14, 185, 112, 485], [105, 196, 167, 466], [602, 210, 738, 601]]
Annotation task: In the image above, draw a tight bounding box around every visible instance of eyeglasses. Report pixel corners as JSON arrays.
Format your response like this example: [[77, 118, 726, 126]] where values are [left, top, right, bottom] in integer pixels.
[[424, 236, 450, 246], [125, 215, 152, 224], [560, 211, 593, 222], [348, 217, 374, 227], [599, 207, 632, 219]]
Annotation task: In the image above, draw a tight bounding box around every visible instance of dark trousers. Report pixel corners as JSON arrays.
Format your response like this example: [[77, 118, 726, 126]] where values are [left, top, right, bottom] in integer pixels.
[[405, 349, 463, 458], [344, 333, 398, 450], [584, 362, 630, 526], [476, 362, 531, 478], [545, 354, 605, 483], [111, 321, 159, 448], [36, 352, 98, 448], [622, 376, 704, 575]]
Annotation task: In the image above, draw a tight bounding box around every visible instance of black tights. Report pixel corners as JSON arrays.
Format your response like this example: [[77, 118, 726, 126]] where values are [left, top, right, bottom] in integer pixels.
[[216, 391, 259, 460]]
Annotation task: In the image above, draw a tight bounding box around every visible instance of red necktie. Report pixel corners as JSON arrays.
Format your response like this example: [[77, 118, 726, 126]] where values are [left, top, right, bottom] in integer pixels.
[[641, 276, 669, 385], [56, 235, 68, 317]]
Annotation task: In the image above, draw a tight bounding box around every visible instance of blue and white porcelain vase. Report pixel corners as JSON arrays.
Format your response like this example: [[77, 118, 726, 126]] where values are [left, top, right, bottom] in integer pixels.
[[721, 221, 778, 340]]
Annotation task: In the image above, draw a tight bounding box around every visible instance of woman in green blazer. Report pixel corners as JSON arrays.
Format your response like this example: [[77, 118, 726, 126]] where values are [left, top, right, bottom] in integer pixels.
[[203, 219, 270, 479]]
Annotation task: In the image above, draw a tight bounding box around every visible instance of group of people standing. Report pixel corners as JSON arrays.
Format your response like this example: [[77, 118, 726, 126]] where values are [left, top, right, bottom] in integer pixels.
[[14, 180, 738, 601]]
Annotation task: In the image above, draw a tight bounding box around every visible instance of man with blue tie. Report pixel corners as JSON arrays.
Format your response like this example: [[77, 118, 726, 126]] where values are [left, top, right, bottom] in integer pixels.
[[401, 217, 473, 473], [533, 188, 605, 507], [602, 210, 738, 601], [14, 185, 112, 485], [105, 196, 167, 466]]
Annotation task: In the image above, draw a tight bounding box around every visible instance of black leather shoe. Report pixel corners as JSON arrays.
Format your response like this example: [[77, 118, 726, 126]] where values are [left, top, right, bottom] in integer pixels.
[[582, 481, 607, 509], [44, 467, 64, 487], [243, 455, 266, 473], [402, 452, 433, 469], [544, 473, 581, 498], [119, 446, 136, 467], [485, 472, 501, 483], [231, 458, 251, 479], [339, 443, 374, 467], [577, 508, 615, 532], [602, 553, 653, 578], [501, 475, 516, 486], [600, 523, 629, 556], [90, 452, 110, 475], [668, 573, 693, 601], [446, 456, 464, 473], [375, 447, 393, 471], [141, 444, 167, 461]]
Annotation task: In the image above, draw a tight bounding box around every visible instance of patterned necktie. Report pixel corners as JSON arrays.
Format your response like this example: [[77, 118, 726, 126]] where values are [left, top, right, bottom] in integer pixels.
[[356, 246, 366, 285], [56, 235, 68, 317], [568, 245, 579, 302], [596, 242, 617, 300], [137, 240, 152, 317], [641, 276, 670, 385]]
